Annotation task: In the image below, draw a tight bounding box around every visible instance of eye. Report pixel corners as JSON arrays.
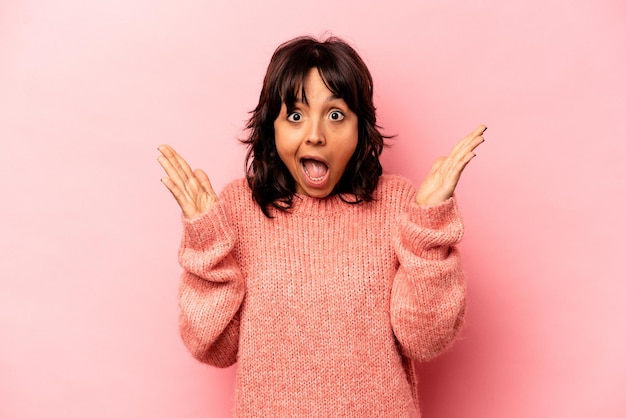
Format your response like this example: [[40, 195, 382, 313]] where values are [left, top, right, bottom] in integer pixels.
[[329, 110, 345, 121], [287, 112, 302, 122]]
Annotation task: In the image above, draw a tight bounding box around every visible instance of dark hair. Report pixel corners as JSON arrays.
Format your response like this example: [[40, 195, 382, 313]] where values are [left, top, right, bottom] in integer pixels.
[[242, 36, 389, 217]]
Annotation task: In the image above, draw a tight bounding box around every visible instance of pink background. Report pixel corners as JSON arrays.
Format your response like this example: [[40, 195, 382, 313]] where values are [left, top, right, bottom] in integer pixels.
[[1, 0, 625, 416]]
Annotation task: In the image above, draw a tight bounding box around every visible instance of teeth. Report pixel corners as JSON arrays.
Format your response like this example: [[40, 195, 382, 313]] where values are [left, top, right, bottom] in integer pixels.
[[303, 165, 325, 181]]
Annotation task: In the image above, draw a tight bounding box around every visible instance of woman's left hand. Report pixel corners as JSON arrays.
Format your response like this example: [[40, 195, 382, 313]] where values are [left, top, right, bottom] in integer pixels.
[[415, 125, 486, 206]]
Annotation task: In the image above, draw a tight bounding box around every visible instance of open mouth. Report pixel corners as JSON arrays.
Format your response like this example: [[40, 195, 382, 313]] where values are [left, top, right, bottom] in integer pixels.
[[301, 158, 329, 181]]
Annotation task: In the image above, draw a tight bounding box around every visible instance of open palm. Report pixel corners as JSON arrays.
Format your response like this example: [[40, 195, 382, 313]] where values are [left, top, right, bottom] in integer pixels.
[[157, 144, 218, 219], [415, 125, 486, 205]]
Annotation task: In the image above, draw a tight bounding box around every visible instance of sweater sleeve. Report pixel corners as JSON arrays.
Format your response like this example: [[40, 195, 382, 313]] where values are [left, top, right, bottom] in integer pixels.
[[390, 196, 466, 362], [177, 200, 245, 368]]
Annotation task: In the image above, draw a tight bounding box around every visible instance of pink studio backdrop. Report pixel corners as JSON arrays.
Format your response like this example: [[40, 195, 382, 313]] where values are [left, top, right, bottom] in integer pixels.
[[1, 0, 625, 417]]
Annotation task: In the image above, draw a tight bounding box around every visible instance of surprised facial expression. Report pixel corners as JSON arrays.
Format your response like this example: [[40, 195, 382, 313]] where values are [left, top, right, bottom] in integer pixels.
[[273, 68, 359, 198]]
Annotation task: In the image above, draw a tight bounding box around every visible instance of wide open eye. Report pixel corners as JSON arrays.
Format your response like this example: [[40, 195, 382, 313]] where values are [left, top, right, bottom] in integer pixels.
[[329, 110, 345, 121], [287, 112, 302, 122]]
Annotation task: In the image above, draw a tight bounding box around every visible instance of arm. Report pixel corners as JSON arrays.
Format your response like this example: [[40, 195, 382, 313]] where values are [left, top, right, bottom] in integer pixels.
[[390, 125, 486, 361], [390, 197, 465, 362], [178, 202, 244, 367], [157, 144, 244, 367]]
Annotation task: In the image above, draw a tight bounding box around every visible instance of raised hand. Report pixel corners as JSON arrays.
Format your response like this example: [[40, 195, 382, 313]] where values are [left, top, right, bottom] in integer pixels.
[[415, 125, 486, 206], [157, 144, 218, 219]]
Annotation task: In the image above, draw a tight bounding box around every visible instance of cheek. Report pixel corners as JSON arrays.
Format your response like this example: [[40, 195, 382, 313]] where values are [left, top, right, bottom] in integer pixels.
[[342, 143, 358, 167], [274, 132, 297, 169], [275, 146, 290, 168], [341, 124, 359, 162]]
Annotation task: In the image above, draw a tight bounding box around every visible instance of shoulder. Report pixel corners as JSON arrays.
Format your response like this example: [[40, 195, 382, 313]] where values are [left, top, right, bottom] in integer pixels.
[[374, 174, 416, 200], [368, 174, 417, 213], [219, 177, 265, 222], [218, 178, 254, 209], [219, 177, 250, 198]]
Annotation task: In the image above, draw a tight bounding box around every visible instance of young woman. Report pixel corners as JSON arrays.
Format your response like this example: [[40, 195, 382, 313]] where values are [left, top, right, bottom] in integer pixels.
[[157, 35, 485, 417]]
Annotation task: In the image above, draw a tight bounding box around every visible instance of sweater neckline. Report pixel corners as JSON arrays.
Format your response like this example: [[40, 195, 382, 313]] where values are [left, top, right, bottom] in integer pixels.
[[276, 192, 363, 217]]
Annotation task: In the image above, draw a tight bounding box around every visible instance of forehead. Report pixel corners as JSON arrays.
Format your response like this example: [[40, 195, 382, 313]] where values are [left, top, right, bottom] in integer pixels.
[[287, 68, 344, 106], [299, 70, 338, 98]]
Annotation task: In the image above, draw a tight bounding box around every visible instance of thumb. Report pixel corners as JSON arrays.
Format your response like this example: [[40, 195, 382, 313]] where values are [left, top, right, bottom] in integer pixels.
[[194, 169, 216, 197]]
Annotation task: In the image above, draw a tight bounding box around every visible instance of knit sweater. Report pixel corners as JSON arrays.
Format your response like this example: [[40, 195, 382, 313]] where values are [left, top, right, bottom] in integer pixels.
[[177, 174, 466, 417]]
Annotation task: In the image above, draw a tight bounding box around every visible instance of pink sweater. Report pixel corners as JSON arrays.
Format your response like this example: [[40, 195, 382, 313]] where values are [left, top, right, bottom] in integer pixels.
[[177, 174, 466, 417]]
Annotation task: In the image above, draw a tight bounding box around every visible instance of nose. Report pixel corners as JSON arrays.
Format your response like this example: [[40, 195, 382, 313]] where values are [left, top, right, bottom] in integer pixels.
[[306, 118, 325, 145]]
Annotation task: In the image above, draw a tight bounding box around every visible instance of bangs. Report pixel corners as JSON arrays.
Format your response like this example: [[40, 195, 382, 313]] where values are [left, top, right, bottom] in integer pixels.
[[277, 46, 360, 112]]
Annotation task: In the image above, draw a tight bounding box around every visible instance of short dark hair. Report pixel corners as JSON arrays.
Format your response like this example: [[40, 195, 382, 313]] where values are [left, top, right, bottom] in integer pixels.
[[242, 36, 389, 217]]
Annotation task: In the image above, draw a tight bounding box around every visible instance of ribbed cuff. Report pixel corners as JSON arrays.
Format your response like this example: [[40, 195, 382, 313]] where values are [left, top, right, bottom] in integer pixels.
[[180, 201, 232, 250]]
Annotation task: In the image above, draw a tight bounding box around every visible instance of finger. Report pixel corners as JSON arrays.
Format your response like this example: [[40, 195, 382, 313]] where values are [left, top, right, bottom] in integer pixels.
[[457, 125, 487, 148], [436, 152, 475, 195], [448, 130, 485, 164], [438, 139, 480, 185], [459, 125, 487, 155], [194, 169, 217, 198], [430, 156, 445, 171], [464, 132, 485, 155], [157, 145, 202, 198], [171, 149, 196, 182], [157, 144, 194, 183], [160, 176, 191, 211], [470, 124, 487, 138], [447, 140, 481, 177], [157, 145, 186, 181], [453, 150, 477, 175], [157, 154, 189, 193], [448, 137, 474, 163], [157, 144, 181, 167], [160, 176, 181, 199]]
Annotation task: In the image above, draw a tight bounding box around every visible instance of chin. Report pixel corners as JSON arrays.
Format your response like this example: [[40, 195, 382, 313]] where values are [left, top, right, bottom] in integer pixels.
[[297, 182, 336, 199]]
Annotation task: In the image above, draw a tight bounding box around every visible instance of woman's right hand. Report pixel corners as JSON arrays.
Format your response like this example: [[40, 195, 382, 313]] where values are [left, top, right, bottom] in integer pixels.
[[157, 144, 218, 219]]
